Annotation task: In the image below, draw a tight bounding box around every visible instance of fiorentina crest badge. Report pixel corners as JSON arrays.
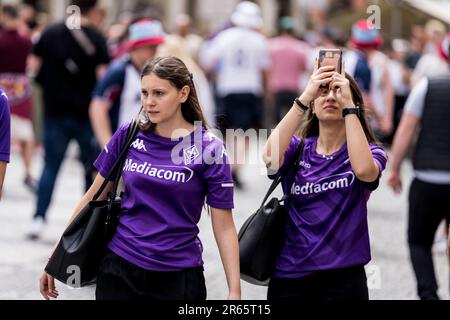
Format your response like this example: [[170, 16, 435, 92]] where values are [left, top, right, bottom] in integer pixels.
[[184, 145, 200, 165]]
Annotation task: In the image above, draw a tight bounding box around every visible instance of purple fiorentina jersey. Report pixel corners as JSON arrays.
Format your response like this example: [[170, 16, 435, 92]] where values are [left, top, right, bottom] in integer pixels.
[[94, 124, 234, 271], [0, 90, 10, 163], [274, 135, 387, 278]]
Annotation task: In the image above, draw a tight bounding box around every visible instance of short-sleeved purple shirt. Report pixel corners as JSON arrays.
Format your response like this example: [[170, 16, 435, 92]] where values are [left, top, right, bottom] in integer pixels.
[[94, 124, 234, 271], [274, 135, 388, 278], [0, 90, 10, 163]]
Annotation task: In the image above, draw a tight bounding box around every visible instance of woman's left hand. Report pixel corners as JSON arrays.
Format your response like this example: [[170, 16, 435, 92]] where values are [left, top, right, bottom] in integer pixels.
[[329, 67, 355, 108]]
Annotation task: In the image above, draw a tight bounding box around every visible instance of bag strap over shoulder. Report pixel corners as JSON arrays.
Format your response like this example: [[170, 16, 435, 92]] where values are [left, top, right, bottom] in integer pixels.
[[67, 24, 97, 57], [259, 139, 305, 208], [93, 120, 139, 201]]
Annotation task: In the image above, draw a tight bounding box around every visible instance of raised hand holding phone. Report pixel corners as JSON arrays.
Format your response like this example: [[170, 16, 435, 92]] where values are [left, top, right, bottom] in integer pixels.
[[299, 59, 335, 106]]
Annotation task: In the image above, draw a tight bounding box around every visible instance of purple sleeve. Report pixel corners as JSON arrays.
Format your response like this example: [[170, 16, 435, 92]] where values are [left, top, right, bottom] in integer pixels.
[[363, 144, 388, 191], [371, 144, 388, 178], [93, 124, 130, 180], [0, 92, 11, 163], [203, 140, 234, 209]]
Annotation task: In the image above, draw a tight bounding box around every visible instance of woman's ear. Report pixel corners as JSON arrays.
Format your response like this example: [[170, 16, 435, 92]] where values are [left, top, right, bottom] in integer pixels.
[[180, 85, 190, 104]]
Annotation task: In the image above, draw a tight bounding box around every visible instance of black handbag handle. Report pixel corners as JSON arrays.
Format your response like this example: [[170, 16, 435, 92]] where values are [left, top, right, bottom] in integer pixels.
[[93, 119, 139, 201], [259, 138, 305, 209]]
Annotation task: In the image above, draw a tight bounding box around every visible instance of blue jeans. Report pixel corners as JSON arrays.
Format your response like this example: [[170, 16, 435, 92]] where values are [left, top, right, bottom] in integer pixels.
[[34, 116, 95, 220]]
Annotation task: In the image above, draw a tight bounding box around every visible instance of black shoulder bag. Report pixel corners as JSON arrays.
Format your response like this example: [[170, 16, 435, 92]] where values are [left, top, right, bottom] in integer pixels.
[[238, 139, 304, 286], [45, 120, 139, 288]]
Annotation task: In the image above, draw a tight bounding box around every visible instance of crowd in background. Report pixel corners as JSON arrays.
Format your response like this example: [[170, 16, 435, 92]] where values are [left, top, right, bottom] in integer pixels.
[[0, 0, 449, 300]]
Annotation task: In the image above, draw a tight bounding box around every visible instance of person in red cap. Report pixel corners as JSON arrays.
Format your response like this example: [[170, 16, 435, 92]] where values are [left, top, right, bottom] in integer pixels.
[[90, 18, 165, 149], [345, 19, 394, 142], [388, 34, 450, 300]]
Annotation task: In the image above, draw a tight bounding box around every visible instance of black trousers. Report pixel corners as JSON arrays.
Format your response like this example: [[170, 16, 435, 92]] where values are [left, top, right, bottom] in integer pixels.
[[96, 251, 207, 301], [268, 266, 369, 301], [408, 178, 450, 300]]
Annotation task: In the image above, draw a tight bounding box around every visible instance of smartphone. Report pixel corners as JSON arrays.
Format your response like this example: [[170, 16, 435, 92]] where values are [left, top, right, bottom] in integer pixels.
[[318, 49, 342, 90], [318, 49, 343, 73]]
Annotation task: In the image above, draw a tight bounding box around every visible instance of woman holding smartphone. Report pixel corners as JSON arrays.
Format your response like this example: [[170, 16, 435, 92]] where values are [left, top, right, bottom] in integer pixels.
[[263, 57, 388, 300]]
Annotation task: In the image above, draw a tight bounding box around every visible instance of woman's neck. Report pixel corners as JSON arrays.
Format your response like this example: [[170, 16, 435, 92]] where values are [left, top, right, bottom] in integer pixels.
[[317, 122, 346, 155], [155, 112, 194, 139]]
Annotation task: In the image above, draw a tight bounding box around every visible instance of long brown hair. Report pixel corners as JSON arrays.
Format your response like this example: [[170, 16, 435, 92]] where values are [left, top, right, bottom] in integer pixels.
[[139, 56, 209, 132], [299, 73, 378, 144]]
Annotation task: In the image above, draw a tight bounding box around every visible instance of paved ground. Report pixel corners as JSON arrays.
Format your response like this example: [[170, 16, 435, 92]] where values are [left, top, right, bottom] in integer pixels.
[[0, 141, 448, 300]]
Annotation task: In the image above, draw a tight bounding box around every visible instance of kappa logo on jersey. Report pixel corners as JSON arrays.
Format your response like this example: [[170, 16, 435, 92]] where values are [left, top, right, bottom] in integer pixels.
[[300, 161, 311, 169], [184, 145, 200, 165], [131, 139, 147, 151]]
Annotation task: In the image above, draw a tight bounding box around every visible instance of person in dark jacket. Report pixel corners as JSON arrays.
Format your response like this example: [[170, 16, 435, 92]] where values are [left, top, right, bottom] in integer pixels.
[[388, 35, 450, 300]]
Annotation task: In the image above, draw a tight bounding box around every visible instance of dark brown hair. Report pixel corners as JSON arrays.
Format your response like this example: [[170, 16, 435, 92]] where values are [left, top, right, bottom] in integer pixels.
[[139, 56, 208, 132], [70, 0, 98, 15], [299, 73, 378, 144]]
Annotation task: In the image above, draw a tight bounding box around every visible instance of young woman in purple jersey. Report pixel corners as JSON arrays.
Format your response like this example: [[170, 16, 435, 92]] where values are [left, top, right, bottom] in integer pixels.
[[40, 56, 241, 301], [263, 60, 388, 300]]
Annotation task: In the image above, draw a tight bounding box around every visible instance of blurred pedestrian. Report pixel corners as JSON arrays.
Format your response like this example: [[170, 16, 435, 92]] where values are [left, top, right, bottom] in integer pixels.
[[263, 61, 387, 300], [268, 16, 310, 124], [423, 19, 447, 55], [388, 35, 450, 300], [90, 19, 165, 149], [40, 56, 240, 301], [348, 20, 394, 143], [411, 20, 449, 86], [27, 0, 110, 240], [170, 13, 203, 63], [0, 89, 10, 199], [16, 3, 36, 39], [385, 39, 411, 144], [0, 4, 37, 193], [202, 1, 270, 189]]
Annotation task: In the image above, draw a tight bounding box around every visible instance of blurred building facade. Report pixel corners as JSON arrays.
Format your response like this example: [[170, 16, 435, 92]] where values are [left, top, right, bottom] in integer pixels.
[[5, 0, 449, 39], [6, 0, 327, 36]]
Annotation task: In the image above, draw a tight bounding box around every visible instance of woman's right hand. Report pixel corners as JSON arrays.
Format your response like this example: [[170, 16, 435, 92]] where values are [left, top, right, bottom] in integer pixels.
[[39, 272, 59, 300], [299, 62, 336, 105]]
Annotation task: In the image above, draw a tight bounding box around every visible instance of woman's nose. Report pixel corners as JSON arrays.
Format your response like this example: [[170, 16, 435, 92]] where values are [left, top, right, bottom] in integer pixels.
[[326, 89, 337, 101], [142, 96, 155, 106]]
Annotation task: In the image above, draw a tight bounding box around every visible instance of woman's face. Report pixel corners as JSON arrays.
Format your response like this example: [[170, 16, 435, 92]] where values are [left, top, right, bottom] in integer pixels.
[[141, 73, 189, 125], [313, 86, 346, 122]]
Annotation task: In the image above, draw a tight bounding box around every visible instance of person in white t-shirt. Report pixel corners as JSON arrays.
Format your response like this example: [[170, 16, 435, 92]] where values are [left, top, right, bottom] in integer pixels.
[[202, 1, 270, 189]]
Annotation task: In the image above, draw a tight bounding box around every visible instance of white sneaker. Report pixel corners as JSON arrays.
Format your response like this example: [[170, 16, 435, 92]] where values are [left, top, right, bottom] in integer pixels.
[[26, 217, 46, 240]]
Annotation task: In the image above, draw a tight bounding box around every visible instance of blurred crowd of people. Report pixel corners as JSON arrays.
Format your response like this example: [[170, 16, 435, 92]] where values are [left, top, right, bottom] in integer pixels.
[[0, 0, 449, 300]]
